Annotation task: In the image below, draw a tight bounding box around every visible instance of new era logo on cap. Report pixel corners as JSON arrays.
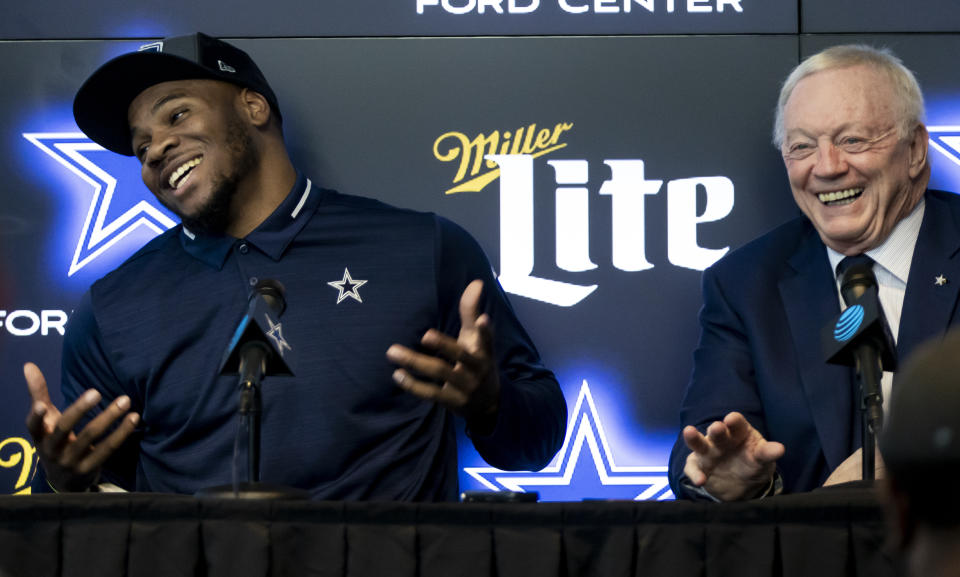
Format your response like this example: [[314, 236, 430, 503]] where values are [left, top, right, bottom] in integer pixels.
[[218, 60, 236, 73], [139, 41, 164, 53]]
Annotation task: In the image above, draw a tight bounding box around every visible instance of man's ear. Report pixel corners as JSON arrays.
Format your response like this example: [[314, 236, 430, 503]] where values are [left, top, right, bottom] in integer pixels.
[[907, 123, 929, 180], [239, 88, 271, 128]]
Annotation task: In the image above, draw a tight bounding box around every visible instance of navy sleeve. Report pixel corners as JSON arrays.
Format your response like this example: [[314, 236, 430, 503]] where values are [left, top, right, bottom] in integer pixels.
[[668, 263, 766, 499], [60, 290, 140, 490], [434, 216, 566, 471]]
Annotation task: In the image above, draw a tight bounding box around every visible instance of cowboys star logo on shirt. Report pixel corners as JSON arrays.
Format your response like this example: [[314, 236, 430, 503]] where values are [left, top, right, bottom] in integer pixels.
[[327, 268, 367, 304], [265, 314, 292, 355]]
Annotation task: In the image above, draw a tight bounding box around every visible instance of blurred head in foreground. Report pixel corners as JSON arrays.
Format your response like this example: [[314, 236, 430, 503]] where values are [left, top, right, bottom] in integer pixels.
[[880, 330, 960, 577]]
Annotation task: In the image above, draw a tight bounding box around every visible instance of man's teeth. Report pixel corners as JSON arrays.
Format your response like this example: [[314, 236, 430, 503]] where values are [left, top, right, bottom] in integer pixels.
[[169, 158, 202, 189], [818, 188, 863, 205]]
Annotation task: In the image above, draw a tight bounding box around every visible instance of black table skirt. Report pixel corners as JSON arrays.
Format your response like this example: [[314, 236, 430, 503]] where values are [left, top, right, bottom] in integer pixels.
[[0, 487, 899, 577]]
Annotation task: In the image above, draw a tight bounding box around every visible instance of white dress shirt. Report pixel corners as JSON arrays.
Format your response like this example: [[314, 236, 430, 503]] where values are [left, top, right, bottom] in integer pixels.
[[827, 198, 926, 415]]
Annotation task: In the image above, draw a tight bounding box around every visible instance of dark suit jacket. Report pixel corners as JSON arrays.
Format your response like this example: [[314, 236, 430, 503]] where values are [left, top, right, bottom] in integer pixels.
[[669, 189, 960, 498]]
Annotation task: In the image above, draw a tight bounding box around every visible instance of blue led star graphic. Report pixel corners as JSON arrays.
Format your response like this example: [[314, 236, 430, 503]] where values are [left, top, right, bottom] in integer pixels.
[[327, 268, 368, 304], [265, 314, 292, 355], [23, 132, 176, 277], [928, 125, 960, 169], [464, 380, 673, 501]]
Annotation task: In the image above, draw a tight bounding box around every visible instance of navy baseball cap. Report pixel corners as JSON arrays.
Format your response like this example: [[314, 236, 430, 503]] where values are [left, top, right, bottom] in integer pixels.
[[73, 32, 280, 156]]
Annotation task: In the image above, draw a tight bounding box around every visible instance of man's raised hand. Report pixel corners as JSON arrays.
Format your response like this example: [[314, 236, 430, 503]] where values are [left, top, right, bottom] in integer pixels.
[[682, 411, 785, 501], [386, 280, 501, 432], [24, 362, 139, 492]]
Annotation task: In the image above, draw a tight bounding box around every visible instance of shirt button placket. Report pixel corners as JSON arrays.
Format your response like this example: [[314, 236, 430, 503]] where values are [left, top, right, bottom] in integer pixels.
[[236, 242, 258, 288]]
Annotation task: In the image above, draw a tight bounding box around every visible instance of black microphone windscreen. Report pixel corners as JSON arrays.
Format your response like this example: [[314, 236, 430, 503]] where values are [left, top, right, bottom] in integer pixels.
[[252, 279, 286, 316], [840, 262, 877, 305]]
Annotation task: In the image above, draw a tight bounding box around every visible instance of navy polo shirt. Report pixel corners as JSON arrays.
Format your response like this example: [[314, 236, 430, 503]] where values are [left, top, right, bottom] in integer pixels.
[[61, 173, 566, 500]]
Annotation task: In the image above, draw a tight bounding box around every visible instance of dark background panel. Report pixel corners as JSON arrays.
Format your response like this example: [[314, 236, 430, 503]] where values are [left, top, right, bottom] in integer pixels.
[[3, 0, 796, 39], [800, 34, 960, 102], [802, 0, 960, 33]]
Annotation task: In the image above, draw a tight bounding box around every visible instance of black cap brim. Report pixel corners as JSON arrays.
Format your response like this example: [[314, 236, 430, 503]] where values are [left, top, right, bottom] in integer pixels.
[[74, 34, 280, 157], [73, 50, 233, 156]]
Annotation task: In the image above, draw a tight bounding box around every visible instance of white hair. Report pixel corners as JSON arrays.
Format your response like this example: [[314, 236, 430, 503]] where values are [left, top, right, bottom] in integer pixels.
[[772, 44, 925, 148]]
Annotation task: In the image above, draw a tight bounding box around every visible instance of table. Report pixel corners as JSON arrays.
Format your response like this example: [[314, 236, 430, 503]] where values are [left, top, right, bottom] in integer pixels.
[[0, 486, 899, 577]]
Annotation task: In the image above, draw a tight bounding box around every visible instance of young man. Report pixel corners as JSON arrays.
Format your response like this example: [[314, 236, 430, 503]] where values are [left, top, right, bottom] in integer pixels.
[[24, 33, 566, 499]]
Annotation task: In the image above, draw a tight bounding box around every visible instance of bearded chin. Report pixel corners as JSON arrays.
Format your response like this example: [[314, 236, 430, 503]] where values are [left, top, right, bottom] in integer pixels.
[[178, 174, 239, 236], [176, 117, 258, 237]]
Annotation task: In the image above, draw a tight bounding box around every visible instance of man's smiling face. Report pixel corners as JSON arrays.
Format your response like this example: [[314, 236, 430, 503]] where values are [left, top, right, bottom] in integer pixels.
[[781, 64, 927, 255], [128, 78, 258, 235]]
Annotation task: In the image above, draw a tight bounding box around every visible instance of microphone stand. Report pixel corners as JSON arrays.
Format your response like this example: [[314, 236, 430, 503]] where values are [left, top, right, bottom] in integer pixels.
[[238, 342, 268, 485], [196, 283, 307, 500], [851, 343, 884, 481], [196, 347, 308, 499], [828, 259, 894, 484]]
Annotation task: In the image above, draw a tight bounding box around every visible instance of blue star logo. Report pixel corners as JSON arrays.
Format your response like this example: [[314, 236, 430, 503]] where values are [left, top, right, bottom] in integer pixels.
[[23, 132, 176, 277], [265, 314, 292, 356], [464, 380, 673, 501], [929, 125, 960, 169]]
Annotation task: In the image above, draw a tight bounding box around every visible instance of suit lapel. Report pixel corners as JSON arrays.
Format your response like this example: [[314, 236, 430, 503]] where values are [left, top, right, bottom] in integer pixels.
[[779, 225, 856, 470], [897, 192, 960, 371]]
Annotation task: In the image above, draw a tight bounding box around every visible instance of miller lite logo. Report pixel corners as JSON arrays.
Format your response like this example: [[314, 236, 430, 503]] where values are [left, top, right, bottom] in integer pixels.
[[435, 122, 735, 306]]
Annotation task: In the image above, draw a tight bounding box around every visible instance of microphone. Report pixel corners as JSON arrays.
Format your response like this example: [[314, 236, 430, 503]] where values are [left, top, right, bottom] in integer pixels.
[[822, 261, 896, 373], [254, 278, 286, 315], [821, 259, 896, 481], [219, 279, 295, 380], [840, 259, 877, 304], [218, 279, 295, 487], [197, 279, 308, 497]]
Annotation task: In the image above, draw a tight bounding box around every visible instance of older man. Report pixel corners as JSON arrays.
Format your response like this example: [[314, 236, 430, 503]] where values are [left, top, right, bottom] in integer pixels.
[[669, 44, 960, 500], [23, 33, 566, 499]]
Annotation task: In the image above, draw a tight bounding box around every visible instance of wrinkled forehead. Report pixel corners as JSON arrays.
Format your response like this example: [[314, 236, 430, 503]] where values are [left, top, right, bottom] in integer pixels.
[[784, 65, 898, 134]]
